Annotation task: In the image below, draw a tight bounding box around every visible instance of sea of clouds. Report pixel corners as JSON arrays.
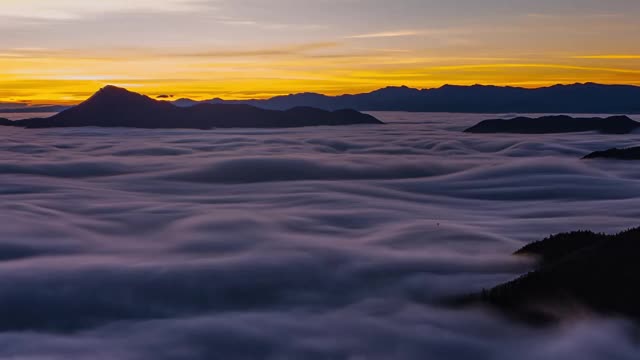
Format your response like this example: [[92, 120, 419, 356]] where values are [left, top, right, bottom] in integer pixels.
[[0, 112, 639, 359]]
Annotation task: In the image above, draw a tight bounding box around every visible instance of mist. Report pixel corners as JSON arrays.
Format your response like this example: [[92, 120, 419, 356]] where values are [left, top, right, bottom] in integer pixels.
[[0, 112, 639, 359]]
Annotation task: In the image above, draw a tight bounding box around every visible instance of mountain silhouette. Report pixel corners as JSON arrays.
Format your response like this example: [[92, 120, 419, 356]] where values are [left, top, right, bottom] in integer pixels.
[[0, 118, 11, 126], [3, 86, 383, 129], [173, 83, 640, 113], [464, 115, 640, 134], [583, 146, 640, 160], [453, 227, 640, 325]]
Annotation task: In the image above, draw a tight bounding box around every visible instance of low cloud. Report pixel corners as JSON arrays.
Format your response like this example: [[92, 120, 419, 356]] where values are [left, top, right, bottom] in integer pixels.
[[0, 113, 640, 358]]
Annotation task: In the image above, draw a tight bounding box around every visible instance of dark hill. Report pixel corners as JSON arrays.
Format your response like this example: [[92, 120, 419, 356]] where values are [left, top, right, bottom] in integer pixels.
[[3, 86, 382, 129], [583, 146, 640, 160], [464, 115, 640, 134], [0, 118, 11, 126], [175, 83, 640, 113], [455, 227, 640, 325]]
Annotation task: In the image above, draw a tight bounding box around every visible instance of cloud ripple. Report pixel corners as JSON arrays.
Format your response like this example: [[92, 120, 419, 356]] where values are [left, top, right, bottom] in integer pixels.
[[0, 112, 639, 359]]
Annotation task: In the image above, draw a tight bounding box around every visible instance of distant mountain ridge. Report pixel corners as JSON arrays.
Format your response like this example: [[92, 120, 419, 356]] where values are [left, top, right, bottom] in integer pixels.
[[583, 146, 640, 160], [173, 83, 640, 113], [464, 115, 640, 134], [1, 86, 382, 129]]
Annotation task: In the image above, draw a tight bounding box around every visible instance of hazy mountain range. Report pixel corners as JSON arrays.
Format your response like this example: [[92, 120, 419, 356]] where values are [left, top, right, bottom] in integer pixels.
[[172, 83, 640, 114], [3, 83, 640, 115]]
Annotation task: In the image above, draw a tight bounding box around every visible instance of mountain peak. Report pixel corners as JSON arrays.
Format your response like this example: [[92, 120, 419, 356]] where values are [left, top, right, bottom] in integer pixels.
[[97, 85, 133, 96], [83, 85, 157, 108], [369, 85, 420, 95]]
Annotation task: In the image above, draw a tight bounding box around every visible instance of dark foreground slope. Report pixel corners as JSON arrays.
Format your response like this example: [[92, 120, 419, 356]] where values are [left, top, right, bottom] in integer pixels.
[[465, 115, 640, 134], [584, 146, 640, 160], [3, 86, 382, 129], [175, 83, 640, 113], [457, 228, 640, 325]]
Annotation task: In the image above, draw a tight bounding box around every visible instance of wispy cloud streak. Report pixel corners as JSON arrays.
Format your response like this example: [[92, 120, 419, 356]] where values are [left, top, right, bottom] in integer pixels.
[[572, 55, 640, 60], [0, 0, 205, 20], [347, 30, 421, 39]]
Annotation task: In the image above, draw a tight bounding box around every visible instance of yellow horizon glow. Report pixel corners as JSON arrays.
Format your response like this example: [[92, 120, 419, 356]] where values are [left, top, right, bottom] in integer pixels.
[[3, 52, 640, 105]]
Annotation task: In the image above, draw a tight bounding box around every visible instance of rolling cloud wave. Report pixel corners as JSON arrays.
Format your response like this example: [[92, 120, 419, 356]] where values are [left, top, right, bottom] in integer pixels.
[[0, 112, 639, 358]]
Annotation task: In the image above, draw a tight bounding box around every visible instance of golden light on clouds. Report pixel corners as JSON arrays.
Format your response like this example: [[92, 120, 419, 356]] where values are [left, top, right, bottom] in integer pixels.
[[3, 52, 640, 104], [346, 31, 421, 39]]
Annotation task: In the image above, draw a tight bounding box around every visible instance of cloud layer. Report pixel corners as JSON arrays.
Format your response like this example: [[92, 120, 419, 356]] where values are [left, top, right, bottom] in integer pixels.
[[0, 112, 639, 358]]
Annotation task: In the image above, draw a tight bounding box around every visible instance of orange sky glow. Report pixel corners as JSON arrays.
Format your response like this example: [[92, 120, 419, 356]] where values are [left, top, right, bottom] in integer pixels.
[[1, 0, 639, 104]]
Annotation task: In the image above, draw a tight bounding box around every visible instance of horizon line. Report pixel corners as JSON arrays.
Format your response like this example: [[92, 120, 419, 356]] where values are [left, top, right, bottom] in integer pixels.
[[7, 81, 640, 107]]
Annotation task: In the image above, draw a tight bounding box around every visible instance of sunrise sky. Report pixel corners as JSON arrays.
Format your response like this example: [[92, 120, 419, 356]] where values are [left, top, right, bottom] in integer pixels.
[[2, 0, 640, 104]]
